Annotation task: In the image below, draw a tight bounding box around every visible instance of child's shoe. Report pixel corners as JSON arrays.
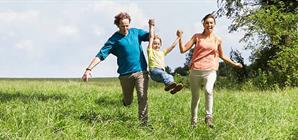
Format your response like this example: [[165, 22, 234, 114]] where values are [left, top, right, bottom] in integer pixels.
[[164, 82, 177, 91], [170, 83, 183, 94]]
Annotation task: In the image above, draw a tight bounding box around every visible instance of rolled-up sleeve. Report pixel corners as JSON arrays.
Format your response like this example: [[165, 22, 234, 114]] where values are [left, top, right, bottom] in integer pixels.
[[138, 29, 149, 41], [96, 39, 115, 61]]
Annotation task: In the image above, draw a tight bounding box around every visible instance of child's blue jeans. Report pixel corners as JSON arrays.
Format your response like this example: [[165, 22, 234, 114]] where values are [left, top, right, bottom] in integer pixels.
[[149, 67, 174, 86]]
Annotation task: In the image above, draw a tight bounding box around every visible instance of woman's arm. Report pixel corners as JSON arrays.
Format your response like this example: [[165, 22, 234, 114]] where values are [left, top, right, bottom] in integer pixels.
[[177, 30, 195, 53], [217, 38, 243, 68]]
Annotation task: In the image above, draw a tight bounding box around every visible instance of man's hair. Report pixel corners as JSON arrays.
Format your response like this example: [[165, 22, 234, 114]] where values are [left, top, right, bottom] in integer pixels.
[[114, 12, 131, 26]]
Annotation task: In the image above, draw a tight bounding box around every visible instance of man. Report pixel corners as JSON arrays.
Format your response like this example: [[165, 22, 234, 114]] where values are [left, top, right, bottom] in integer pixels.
[[82, 12, 152, 125]]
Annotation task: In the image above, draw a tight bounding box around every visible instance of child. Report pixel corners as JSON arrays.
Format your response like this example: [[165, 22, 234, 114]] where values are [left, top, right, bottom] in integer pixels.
[[147, 19, 183, 94]]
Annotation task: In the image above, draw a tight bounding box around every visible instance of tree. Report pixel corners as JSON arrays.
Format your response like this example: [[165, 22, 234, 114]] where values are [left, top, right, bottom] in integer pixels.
[[217, 0, 298, 87]]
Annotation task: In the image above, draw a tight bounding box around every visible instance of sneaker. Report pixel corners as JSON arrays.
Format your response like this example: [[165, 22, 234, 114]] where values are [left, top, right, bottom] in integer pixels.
[[170, 84, 183, 94], [164, 82, 177, 91], [205, 116, 214, 128]]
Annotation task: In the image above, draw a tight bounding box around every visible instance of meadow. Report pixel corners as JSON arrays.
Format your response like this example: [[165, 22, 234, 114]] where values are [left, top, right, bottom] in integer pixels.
[[0, 78, 297, 139]]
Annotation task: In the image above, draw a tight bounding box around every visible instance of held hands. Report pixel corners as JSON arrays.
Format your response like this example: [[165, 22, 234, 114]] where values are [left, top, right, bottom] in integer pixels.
[[176, 30, 183, 38], [148, 19, 155, 26]]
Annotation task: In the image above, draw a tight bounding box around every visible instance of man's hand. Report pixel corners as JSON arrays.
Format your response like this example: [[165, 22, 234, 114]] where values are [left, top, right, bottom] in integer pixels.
[[82, 70, 91, 82]]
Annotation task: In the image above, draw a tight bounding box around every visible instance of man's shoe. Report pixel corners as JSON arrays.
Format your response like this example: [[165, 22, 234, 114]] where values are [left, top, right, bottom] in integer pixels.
[[170, 84, 183, 94], [205, 116, 214, 128], [164, 82, 177, 91]]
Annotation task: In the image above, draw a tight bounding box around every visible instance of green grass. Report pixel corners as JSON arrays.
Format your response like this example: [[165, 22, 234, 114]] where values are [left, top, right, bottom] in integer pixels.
[[0, 78, 297, 139]]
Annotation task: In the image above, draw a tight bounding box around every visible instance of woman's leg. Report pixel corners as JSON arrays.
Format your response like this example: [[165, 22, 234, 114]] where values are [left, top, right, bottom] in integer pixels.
[[189, 70, 202, 126], [204, 71, 217, 118]]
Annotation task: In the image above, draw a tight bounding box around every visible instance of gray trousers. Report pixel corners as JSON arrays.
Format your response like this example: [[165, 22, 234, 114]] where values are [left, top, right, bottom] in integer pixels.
[[119, 71, 149, 123]]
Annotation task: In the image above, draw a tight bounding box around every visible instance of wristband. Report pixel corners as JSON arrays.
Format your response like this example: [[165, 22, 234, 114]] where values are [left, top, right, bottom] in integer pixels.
[[86, 68, 92, 71]]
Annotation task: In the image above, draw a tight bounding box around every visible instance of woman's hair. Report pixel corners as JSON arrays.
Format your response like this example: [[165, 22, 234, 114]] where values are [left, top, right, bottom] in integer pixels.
[[201, 13, 216, 24], [114, 12, 131, 26], [154, 35, 162, 46]]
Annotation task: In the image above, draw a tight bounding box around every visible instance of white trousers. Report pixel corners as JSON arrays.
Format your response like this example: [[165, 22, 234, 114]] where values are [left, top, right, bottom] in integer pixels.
[[189, 70, 217, 124]]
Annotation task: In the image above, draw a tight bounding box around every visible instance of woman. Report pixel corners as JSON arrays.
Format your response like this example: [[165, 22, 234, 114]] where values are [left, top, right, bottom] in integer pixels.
[[177, 14, 242, 128]]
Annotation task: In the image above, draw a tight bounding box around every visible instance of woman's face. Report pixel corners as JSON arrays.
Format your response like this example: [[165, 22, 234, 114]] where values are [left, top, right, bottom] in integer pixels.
[[152, 38, 161, 50], [203, 17, 215, 33], [118, 18, 130, 35]]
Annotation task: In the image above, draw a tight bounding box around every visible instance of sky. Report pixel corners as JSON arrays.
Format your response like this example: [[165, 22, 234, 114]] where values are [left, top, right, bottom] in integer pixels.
[[0, 0, 251, 78]]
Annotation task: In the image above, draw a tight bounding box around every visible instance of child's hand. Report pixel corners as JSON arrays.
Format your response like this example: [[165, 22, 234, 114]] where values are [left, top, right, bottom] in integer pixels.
[[176, 30, 183, 37], [149, 19, 155, 26]]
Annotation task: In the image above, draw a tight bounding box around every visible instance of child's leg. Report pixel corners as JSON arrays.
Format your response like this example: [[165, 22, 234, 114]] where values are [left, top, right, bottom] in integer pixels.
[[149, 68, 164, 83], [160, 71, 174, 85]]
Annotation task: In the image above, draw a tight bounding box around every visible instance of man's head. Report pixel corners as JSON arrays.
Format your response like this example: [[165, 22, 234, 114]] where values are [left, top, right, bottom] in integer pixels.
[[114, 12, 131, 35]]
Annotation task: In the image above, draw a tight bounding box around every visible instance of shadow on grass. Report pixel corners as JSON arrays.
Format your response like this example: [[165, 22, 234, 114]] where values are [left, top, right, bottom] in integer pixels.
[[95, 96, 121, 106], [0, 92, 68, 103], [79, 110, 132, 124]]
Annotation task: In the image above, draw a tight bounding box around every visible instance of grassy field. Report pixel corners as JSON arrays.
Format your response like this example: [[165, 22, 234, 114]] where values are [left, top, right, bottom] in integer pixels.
[[0, 78, 297, 139]]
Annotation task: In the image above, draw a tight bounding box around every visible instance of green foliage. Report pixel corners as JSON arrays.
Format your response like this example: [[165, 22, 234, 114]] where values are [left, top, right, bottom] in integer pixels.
[[173, 66, 189, 76], [269, 46, 298, 87], [173, 74, 189, 88], [217, 0, 298, 88]]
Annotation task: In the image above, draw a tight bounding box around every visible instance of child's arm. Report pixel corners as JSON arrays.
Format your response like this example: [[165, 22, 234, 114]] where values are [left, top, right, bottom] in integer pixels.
[[148, 19, 155, 49], [164, 36, 180, 54]]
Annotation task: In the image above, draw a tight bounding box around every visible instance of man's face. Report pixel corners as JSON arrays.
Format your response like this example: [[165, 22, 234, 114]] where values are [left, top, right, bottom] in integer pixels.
[[118, 18, 130, 35]]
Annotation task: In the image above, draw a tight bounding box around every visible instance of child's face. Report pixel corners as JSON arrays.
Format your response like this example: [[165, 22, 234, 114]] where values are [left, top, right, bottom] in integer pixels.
[[152, 38, 161, 50]]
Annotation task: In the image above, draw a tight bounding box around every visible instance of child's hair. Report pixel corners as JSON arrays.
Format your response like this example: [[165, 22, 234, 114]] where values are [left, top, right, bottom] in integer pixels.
[[114, 12, 131, 26], [154, 35, 162, 45], [201, 13, 216, 24]]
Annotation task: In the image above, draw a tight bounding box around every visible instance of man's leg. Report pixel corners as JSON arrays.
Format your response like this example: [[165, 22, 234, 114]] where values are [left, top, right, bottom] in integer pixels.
[[133, 71, 149, 124], [119, 74, 135, 106]]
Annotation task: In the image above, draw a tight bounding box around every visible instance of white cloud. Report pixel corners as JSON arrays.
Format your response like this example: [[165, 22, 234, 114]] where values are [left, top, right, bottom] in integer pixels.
[[93, 26, 104, 36], [16, 40, 34, 50], [93, 1, 147, 28], [57, 25, 79, 36], [0, 10, 39, 24]]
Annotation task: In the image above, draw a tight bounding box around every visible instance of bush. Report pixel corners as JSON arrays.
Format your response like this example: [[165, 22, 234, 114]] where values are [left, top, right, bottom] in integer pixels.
[[269, 46, 298, 87]]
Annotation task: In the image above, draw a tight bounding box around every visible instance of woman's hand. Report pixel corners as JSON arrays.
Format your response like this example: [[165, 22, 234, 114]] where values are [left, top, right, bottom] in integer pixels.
[[234, 63, 243, 69]]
